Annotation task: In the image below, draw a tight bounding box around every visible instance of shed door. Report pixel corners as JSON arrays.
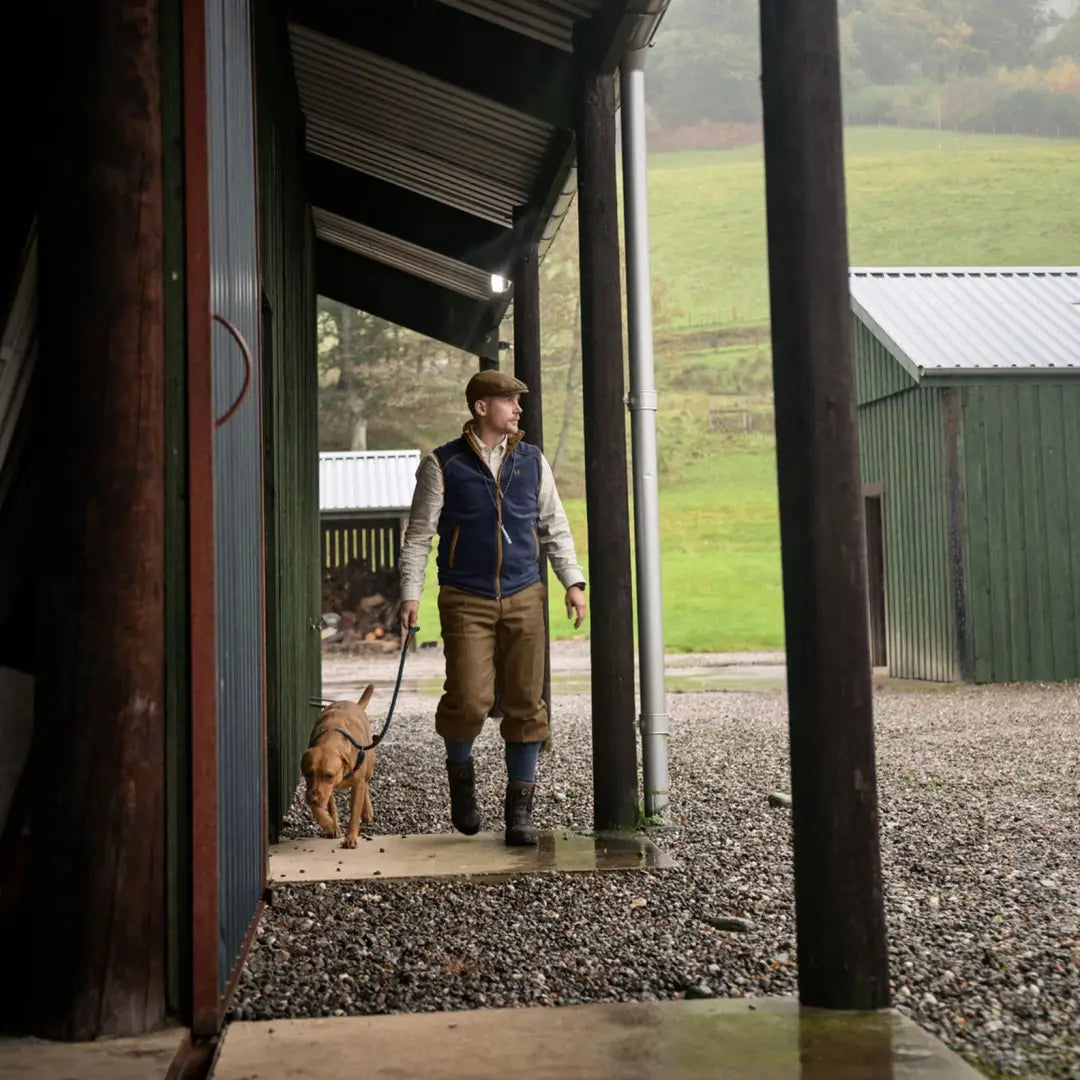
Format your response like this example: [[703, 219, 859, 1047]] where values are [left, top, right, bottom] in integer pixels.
[[864, 493, 888, 669]]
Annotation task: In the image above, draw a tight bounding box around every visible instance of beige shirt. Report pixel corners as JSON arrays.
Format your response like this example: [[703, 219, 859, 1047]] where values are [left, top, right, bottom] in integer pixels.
[[399, 429, 585, 602]]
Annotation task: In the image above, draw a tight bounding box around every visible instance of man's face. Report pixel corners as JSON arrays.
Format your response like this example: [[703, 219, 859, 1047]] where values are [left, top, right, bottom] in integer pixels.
[[476, 393, 522, 435]]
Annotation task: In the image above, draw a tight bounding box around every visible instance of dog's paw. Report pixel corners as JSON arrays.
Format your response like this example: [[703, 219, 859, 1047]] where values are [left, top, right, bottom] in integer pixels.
[[340, 835, 358, 849]]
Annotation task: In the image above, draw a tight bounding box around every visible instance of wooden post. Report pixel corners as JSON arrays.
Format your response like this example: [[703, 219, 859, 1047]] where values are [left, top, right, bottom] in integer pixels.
[[574, 62, 638, 831], [16, 0, 167, 1038], [512, 233, 552, 732], [759, 0, 890, 1008]]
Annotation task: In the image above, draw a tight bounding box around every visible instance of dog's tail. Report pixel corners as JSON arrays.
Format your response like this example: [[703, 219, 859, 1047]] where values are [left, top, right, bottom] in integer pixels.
[[358, 683, 374, 709]]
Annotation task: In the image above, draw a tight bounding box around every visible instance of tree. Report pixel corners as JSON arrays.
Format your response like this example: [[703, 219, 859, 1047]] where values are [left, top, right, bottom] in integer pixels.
[[959, 0, 1055, 69], [649, 0, 761, 127], [1038, 6, 1080, 62], [316, 298, 471, 452]]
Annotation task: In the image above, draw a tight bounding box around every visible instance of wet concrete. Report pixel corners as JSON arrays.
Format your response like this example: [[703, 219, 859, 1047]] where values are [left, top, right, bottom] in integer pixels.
[[321, 644, 790, 702], [211, 996, 982, 1079], [268, 829, 677, 883]]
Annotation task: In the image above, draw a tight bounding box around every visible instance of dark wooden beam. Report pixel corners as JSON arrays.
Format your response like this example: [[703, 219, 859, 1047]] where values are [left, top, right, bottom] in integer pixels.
[[512, 228, 552, 728], [574, 64, 638, 832], [514, 246, 544, 451], [305, 154, 516, 273], [288, 0, 575, 128], [315, 240, 501, 358], [13, 0, 166, 1039], [575, 0, 639, 75], [760, 0, 890, 1009]]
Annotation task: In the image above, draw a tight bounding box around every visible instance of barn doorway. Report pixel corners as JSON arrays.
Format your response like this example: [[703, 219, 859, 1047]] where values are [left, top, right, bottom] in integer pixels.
[[864, 490, 888, 670]]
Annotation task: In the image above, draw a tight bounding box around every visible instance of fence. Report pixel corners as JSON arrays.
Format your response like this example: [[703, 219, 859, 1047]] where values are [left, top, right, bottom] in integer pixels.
[[321, 515, 403, 572]]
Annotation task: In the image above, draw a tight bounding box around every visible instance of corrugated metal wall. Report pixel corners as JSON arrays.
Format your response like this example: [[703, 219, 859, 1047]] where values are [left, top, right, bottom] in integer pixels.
[[859, 387, 959, 681], [206, 0, 265, 994], [961, 382, 1080, 683], [853, 318, 917, 407], [255, 6, 321, 838]]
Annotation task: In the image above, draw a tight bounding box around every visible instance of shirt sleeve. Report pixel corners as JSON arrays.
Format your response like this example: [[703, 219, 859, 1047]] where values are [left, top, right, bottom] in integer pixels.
[[398, 453, 444, 603], [536, 454, 586, 591]]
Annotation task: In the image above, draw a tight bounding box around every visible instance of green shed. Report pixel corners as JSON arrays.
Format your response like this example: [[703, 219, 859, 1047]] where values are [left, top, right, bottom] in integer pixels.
[[850, 267, 1080, 684]]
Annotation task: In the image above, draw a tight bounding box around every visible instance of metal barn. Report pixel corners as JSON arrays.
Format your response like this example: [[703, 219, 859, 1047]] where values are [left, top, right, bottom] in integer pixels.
[[319, 450, 419, 571], [852, 267, 1080, 684]]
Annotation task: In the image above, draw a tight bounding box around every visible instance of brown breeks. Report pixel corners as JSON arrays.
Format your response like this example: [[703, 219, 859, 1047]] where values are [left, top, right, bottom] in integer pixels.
[[435, 582, 549, 743]]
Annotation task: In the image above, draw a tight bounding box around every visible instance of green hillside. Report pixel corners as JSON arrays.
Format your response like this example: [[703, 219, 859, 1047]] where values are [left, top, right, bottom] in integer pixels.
[[416, 128, 1080, 653]]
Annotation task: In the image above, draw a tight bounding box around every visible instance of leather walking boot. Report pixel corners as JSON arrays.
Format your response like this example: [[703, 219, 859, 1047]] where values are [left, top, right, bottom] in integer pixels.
[[446, 760, 481, 836], [504, 780, 538, 846]]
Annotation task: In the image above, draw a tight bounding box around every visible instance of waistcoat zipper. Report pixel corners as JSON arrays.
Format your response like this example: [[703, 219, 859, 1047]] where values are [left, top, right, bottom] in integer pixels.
[[494, 474, 503, 599]]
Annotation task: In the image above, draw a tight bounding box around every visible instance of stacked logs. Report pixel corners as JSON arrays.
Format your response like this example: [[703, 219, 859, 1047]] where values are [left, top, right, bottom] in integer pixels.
[[321, 562, 402, 653]]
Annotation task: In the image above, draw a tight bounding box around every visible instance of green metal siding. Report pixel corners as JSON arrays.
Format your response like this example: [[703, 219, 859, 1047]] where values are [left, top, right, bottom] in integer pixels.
[[859, 387, 958, 681], [960, 382, 1080, 683], [853, 318, 917, 407], [256, 11, 321, 838]]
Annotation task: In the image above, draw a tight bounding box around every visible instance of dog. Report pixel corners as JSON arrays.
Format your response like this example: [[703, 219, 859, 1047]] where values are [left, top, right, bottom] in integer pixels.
[[301, 685, 377, 849]]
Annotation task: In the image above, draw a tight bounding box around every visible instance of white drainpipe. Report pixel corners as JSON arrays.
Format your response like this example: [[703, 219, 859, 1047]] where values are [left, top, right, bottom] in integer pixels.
[[620, 45, 670, 820]]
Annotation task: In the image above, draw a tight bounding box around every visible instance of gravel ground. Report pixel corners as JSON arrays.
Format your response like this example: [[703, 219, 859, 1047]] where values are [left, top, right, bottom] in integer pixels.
[[237, 680, 1080, 1079]]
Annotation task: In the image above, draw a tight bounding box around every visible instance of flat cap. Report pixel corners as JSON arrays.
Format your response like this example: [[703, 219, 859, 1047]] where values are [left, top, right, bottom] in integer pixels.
[[465, 369, 529, 408]]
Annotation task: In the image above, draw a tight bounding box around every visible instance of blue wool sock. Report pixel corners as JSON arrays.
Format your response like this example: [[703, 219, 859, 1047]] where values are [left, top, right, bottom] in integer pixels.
[[444, 739, 474, 765], [505, 740, 541, 783]]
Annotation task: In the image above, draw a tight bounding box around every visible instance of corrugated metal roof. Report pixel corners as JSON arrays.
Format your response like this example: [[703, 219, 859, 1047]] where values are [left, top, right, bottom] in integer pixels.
[[850, 268, 1080, 377], [290, 23, 552, 227], [436, 0, 602, 51], [312, 209, 494, 301], [320, 450, 421, 514]]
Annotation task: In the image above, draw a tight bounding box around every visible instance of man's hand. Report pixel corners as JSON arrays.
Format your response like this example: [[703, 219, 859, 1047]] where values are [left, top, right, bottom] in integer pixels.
[[400, 600, 419, 646], [565, 585, 587, 630]]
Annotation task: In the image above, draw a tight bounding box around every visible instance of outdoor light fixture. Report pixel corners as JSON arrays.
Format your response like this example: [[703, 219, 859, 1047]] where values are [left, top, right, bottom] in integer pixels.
[[490, 273, 508, 294]]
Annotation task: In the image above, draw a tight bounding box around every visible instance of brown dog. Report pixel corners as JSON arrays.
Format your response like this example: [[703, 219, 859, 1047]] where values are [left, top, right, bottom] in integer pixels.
[[301, 686, 377, 849]]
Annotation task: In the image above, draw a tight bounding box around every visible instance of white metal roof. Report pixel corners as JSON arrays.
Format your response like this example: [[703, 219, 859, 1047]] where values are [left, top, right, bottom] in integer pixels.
[[319, 450, 420, 516], [850, 268, 1080, 377]]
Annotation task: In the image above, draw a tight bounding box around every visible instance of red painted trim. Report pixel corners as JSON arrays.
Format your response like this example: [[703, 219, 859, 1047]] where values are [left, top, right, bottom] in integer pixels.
[[181, 0, 220, 1038]]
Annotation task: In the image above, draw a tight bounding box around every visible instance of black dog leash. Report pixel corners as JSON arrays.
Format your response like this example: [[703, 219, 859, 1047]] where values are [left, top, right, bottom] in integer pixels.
[[308, 626, 418, 773]]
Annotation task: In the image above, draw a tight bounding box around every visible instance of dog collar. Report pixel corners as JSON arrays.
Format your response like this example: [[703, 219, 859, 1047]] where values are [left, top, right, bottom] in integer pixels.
[[309, 727, 366, 777]]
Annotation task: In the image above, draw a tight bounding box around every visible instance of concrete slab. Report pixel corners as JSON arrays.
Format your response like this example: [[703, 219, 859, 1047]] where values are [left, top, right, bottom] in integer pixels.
[[268, 829, 676, 883], [0, 1025, 185, 1080], [211, 997, 983, 1080]]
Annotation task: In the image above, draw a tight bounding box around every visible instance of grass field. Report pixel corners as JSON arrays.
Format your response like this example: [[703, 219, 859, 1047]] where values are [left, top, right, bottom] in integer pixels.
[[415, 439, 784, 654], [649, 127, 1080, 330], [415, 127, 1080, 654]]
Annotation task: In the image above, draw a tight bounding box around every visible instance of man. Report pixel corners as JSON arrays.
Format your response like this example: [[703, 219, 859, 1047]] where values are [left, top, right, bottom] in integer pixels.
[[398, 370, 587, 846]]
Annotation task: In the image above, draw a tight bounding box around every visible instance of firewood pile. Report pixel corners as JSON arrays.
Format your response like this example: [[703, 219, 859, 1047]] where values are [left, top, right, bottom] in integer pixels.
[[321, 561, 403, 653]]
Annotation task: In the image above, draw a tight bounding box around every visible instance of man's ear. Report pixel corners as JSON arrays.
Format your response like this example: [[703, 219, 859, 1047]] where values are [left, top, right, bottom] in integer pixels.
[[474, 397, 488, 417]]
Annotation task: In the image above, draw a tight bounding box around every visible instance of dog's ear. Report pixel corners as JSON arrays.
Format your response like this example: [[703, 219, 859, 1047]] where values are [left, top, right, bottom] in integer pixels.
[[300, 748, 314, 776], [358, 684, 374, 709]]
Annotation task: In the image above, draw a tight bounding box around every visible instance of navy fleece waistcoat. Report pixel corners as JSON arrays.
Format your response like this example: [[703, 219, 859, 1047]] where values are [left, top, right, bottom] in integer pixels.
[[434, 436, 543, 599]]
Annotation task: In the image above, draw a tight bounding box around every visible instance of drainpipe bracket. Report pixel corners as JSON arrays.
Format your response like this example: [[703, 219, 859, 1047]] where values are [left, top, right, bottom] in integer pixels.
[[639, 711, 671, 737], [626, 390, 658, 412]]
